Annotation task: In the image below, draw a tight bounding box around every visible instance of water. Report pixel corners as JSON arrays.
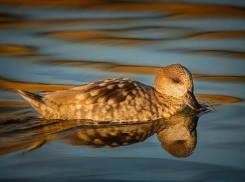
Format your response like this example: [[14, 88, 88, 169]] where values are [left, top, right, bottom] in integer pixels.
[[0, 0, 245, 181]]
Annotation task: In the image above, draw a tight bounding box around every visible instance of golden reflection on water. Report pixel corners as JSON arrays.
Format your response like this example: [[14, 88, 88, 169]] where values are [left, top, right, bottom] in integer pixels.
[[43, 29, 245, 46], [0, 45, 32, 55], [0, 77, 73, 92], [45, 30, 156, 45], [187, 50, 245, 59], [0, 19, 134, 29], [1, 0, 245, 17], [186, 31, 245, 39], [44, 30, 245, 44]]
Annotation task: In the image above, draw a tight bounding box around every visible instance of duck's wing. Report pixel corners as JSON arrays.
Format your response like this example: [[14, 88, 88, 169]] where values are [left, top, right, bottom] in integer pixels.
[[44, 78, 152, 105]]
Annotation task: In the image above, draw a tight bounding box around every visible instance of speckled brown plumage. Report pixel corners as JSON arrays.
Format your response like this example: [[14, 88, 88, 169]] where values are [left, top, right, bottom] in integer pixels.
[[17, 64, 202, 122]]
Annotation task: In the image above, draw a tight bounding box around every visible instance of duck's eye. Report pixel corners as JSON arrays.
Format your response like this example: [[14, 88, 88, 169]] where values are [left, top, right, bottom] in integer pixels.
[[172, 78, 180, 83], [176, 140, 185, 144]]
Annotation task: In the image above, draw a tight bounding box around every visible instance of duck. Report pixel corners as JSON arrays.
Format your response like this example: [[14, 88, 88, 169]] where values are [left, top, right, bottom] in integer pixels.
[[17, 64, 203, 122]]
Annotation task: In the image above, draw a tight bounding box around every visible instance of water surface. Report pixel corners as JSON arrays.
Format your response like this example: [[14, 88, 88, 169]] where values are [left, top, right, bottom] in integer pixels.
[[0, 0, 245, 181]]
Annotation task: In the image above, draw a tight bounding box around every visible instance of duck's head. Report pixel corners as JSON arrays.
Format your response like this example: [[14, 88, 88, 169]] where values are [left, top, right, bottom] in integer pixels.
[[154, 64, 202, 110]]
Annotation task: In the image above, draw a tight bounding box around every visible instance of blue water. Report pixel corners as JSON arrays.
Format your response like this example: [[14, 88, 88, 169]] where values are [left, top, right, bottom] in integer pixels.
[[0, 0, 245, 181]]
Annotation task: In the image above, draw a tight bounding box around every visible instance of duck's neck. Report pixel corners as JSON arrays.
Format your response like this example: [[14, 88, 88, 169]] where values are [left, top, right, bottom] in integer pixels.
[[153, 89, 184, 110]]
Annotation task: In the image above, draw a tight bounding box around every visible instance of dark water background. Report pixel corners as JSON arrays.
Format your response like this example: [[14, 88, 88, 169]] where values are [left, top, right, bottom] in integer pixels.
[[0, 0, 245, 181]]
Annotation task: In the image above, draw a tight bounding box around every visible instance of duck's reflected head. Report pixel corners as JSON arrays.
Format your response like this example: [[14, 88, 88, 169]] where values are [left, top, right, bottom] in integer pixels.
[[154, 64, 203, 110], [157, 116, 198, 158]]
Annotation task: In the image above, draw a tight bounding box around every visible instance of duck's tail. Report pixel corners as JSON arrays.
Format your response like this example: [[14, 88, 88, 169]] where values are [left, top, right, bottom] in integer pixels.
[[17, 89, 58, 118]]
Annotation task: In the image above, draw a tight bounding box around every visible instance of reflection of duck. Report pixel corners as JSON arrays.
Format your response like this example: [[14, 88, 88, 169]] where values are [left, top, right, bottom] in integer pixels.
[[62, 122, 160, 148], [157, 115, 198, 158], [17, 64, 203, 121], [61, 115, 198, 158], [0, 110, 198, 157]]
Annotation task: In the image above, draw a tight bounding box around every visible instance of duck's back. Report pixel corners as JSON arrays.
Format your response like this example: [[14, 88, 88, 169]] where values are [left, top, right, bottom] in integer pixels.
[[58, 78, 162, 121], [20, 78, 166, 121]]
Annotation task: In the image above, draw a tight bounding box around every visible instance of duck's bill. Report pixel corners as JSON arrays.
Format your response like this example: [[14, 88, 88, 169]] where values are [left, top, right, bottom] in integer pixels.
[[184, 91, 203, 110]]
